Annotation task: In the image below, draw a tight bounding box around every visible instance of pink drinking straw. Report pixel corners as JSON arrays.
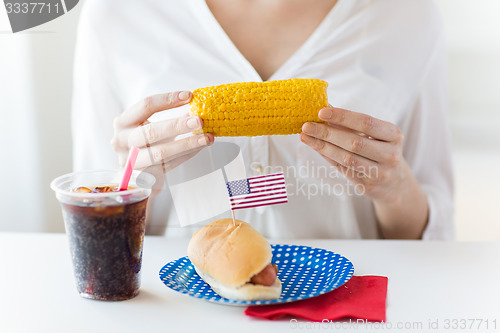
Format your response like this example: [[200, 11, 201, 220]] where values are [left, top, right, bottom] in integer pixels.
[[118, 146, 140, 191]]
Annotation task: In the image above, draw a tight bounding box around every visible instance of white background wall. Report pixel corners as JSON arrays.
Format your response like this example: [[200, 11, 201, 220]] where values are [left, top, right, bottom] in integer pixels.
[[0, 4, 79, 232], [434, 0, 500, 240], [0, 1, 499, 239]]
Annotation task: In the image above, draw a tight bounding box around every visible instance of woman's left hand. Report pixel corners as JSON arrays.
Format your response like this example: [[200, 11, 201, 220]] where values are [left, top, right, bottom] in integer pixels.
[[301, 106, 430, 239], [300, 106, 406, 204]]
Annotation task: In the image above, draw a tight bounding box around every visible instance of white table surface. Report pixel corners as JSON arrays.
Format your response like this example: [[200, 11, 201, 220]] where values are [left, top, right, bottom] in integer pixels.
[[1, 233, 499, 333]]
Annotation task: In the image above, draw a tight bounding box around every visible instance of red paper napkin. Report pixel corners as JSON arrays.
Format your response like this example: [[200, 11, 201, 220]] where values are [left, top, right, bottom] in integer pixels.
[[245, 275, 388, 322]]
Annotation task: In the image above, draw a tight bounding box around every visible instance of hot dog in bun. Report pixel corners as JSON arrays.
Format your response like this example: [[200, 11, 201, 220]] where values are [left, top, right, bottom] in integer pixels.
[[187, 218, 282, 301]]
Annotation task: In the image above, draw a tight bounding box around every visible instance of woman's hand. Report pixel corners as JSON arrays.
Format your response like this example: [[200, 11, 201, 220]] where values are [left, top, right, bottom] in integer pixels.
[[111, 91, 214, 234], [111, 91, 214, 172], [301, 107, 405, 202], [300, 106, 428, 239]]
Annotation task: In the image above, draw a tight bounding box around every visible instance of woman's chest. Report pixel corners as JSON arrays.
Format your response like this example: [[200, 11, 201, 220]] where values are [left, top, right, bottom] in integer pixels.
[[204, 0, 338, 81]]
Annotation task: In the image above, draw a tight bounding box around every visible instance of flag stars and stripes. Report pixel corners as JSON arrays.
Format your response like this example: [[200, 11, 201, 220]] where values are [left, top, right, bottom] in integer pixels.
[[226, 179, 250, 197], [226, 173, 288, 210]]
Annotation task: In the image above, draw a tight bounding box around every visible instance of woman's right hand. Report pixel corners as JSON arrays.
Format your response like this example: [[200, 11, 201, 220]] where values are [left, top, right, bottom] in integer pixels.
[[110, 91, 214, 172]]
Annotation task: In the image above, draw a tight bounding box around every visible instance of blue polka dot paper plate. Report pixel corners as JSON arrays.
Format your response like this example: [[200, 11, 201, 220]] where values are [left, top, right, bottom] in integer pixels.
[[159, 244, 354, 306]]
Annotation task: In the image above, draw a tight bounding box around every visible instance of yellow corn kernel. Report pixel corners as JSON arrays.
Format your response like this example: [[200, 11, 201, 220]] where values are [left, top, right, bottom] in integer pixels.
[[189, 78, 328, 137]]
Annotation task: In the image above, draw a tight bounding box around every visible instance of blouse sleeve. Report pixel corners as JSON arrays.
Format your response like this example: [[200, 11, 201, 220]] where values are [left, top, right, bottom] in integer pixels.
[[402, 29, 455, 240], [71, 1, 122, 172]]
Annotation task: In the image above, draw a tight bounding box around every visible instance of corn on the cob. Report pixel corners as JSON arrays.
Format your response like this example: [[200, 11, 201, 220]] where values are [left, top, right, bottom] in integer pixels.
[[189, 78, 328, 137]]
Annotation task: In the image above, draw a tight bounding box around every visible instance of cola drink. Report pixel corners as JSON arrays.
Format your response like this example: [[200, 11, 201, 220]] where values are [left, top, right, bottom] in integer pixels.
[[51, 171, 155, 301]]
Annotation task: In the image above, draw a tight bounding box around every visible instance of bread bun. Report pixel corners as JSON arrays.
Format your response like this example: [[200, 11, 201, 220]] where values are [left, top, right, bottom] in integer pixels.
[[188, 218, 282, 300]]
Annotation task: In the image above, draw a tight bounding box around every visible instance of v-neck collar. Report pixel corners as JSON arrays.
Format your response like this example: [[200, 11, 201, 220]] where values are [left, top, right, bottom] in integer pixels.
[[191, 0, 351, 82]]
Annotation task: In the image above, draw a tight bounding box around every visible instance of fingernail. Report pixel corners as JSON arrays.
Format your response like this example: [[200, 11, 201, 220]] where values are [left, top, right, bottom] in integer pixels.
[[302, 122, 314, 134], [179, 91, 191, 101], [319, 108, 332, 120], [198, 136, 209, 146], [187, 117, 200, 129], [207, 134, 214, 144]]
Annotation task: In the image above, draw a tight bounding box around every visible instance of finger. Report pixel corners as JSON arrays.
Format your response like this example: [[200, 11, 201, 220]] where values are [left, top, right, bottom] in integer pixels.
[[302, 122, 393, 163], [300, 132, 376, 176], [317, 107, 403, 142], [115, 91, 192, 128], [320, 152, 359, 179], [110, 127, 133, 153], [319, 152, 368, 187], [128, 116, 203, 147], [134, 133, 213, 169]]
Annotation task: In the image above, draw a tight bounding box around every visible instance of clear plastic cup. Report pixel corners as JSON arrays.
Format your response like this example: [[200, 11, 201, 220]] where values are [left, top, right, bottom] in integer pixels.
[[51, 170, 155, 301]]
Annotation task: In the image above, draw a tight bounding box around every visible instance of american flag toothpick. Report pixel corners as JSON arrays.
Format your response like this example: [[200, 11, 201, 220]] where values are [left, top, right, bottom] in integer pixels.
[[231, 210, 236, 226]]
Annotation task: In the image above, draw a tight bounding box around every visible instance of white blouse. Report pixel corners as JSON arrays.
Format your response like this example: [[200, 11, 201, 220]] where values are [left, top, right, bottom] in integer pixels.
[[72, 0, 454, 239]]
